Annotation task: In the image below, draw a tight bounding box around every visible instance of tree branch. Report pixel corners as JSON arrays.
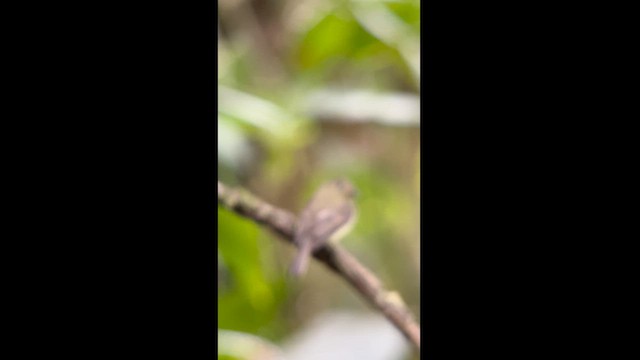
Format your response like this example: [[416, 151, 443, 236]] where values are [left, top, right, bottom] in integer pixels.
[[217, 181, 421, 351]]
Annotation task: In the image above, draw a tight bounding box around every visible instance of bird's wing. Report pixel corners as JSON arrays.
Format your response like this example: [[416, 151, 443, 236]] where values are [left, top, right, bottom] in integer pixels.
[[306, 203, 354, 249]]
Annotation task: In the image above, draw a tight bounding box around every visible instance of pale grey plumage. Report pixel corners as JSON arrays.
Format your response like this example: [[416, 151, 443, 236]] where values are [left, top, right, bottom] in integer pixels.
[[290, 179, 357, 277]]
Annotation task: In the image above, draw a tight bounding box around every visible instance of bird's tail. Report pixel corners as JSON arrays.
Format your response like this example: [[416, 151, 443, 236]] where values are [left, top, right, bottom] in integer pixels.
[[289, 240, 312, 277]]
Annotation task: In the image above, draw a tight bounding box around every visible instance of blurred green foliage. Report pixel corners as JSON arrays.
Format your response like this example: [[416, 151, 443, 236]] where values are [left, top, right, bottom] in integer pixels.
[[218, 0, 420, 358], [218, 208, 288, 335]]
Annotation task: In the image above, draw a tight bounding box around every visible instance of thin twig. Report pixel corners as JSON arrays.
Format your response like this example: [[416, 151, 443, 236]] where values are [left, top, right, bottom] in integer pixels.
[[217, 181, 421, 351]]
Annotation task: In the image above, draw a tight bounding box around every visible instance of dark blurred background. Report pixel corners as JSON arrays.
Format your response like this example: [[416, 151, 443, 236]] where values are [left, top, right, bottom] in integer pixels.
[[218, 0, 420, 359]]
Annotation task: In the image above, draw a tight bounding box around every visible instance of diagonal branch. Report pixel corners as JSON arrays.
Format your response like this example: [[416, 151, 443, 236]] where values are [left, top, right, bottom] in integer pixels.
[[217, 181, 421, 351]]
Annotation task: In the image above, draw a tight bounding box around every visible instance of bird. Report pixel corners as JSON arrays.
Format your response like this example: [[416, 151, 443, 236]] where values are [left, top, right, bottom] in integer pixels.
[[290, 178, 358, 277]]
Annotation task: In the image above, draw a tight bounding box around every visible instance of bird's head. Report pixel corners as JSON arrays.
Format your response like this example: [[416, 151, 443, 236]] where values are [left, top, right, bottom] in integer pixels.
[[331, 178, 358, 198]]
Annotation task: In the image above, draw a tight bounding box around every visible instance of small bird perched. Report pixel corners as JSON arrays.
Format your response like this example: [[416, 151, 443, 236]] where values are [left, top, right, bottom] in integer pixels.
[[290, 179, 358, 277]]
